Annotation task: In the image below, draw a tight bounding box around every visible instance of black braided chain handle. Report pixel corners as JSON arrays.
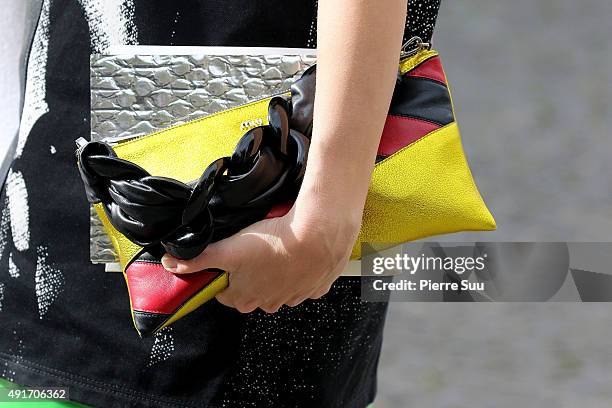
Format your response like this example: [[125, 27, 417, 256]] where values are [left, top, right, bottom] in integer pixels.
[[77, 66, 316, 260]]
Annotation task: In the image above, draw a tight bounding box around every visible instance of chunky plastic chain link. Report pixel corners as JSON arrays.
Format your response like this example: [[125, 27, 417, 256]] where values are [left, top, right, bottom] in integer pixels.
[[77, 96, 310, 260]]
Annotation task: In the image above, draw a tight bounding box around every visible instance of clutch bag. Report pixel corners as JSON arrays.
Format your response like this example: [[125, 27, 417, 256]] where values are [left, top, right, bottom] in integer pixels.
[[77, 38, 495, 336]]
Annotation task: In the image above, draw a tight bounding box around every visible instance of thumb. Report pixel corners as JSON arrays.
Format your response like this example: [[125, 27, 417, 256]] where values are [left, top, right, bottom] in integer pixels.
[[161, 236, 240, 274]]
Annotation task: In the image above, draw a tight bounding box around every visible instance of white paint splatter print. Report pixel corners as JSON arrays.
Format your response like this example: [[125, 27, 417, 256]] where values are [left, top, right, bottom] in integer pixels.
[[35, 245, 64, 319], [0, 361, 15, 382], [0, 198, 10, 260], [148, 327, 175, 367], [6, 170, 30, 252], [0, 283, 4, 312], [15, 0, 52, 159], [306, 0, 317, 48], [8, 253, 20, 279], [404, 0, 440, 43], [78, 0, 138, 53], [0, 330, 25, 382]]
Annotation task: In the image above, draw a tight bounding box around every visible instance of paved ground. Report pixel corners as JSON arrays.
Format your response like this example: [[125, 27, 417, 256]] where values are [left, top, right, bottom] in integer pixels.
[[377, 1, 612, 406]]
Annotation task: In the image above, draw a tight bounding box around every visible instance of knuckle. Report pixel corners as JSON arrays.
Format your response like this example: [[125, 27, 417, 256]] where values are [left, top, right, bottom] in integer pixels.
[[286, 297, 305, 307], [235, 300, 258, 314], [260, 303, 282, 314], [235, 305, 250, 313], [310, 286, 331, 299]]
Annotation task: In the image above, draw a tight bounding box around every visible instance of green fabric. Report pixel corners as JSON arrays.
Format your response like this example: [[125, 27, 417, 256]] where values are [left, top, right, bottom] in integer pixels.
[[1, 377, 374, 407], [0, 378, 89, 408]]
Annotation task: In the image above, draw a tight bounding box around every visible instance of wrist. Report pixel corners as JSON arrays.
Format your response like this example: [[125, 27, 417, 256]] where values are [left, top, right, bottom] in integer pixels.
[[293, 179, 364, 240], [291, 134, 377, 246]]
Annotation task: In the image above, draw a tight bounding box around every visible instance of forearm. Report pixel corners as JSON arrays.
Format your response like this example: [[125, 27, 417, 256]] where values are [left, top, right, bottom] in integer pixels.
[[296, 0, 409, 226]]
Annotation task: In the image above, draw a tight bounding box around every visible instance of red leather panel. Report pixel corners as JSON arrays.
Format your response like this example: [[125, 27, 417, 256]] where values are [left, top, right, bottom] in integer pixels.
[[408, 56, 447, 84], [126, 261, 221, 314], [265, 201, 293, 219], [377, 115, 440, 157]]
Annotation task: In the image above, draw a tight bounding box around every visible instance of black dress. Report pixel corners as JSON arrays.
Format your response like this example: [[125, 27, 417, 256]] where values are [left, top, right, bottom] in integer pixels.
[[0, 1, 440, 407]]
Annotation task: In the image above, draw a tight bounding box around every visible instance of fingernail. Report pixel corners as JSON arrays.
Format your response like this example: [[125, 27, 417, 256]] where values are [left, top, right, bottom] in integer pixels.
[[161, 255, 178, 271]]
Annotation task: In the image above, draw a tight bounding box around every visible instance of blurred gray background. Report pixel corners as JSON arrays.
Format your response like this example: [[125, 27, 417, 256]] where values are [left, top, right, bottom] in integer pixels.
[[378, 1, 612, 407], [1, 0, 611, 407]]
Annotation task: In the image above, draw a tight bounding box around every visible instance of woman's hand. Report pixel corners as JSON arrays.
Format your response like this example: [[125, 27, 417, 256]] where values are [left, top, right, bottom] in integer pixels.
[[160, 191, 362, 313]]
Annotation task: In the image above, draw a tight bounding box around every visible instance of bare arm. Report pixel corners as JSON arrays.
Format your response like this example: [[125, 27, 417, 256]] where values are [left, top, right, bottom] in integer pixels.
[[297, 0, 409, 230], [163, 0, 409, 313]]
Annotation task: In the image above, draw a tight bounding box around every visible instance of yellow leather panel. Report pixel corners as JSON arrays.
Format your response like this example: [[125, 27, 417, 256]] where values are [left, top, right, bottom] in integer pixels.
[[112, 96, 278, 182], [351, 122, 496, 259], [93, 203, 141, 268], [398, 49, 439, 74], [159, 272, 229, 332]]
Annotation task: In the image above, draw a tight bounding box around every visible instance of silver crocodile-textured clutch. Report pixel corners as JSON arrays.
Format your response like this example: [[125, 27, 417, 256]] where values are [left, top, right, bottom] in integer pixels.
[[89, 50, 316, 265]]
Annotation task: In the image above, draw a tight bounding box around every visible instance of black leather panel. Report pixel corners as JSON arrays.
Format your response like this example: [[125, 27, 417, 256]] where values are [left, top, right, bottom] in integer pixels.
[[289, 64, 316, 138], [132, 310, 171, 338], [388, 75, 454, 126]]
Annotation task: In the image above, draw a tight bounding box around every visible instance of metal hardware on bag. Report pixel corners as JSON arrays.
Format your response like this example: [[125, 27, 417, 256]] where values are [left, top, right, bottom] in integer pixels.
[[75, 137, 88, 149], [74, 137, 88, 159], [399, 36, 431, 59], [240, 118, 264, 132]]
